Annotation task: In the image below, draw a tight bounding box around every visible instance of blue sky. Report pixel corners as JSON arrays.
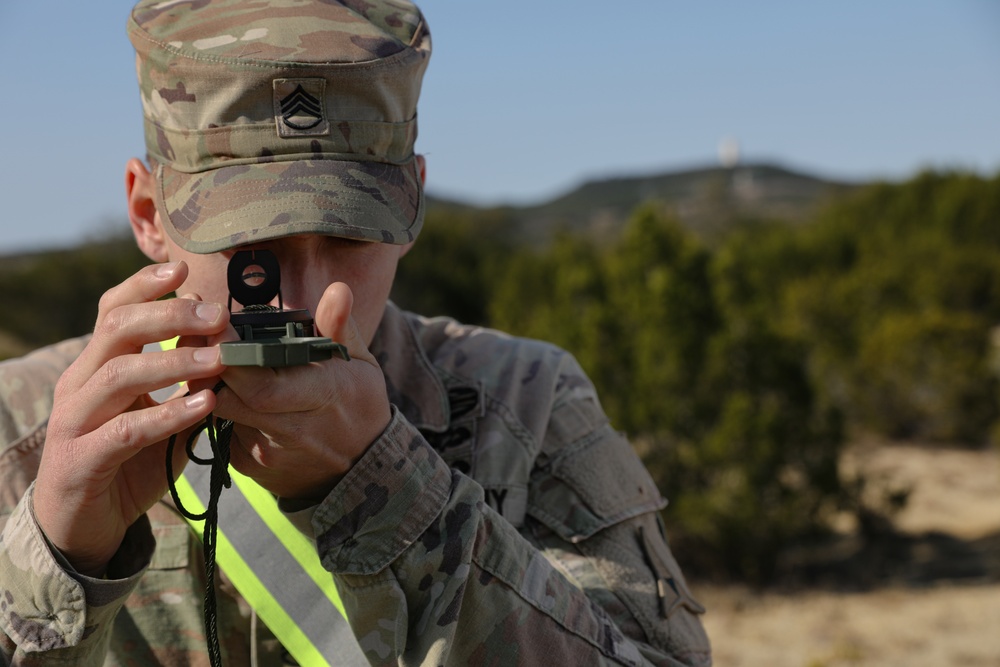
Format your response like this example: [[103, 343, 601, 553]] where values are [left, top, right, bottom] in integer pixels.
[[1, 1, 997, 252]]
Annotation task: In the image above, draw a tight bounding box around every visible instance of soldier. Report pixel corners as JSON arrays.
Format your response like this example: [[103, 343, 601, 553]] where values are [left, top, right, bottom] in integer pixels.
[[0, 1, 711, 665]]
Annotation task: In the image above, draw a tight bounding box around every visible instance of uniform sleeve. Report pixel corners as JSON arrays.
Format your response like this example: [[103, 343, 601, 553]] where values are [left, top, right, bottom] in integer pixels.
[[0, 485, 154, 666], [525, 395, 711, 666], [311, 406, 711, 666]]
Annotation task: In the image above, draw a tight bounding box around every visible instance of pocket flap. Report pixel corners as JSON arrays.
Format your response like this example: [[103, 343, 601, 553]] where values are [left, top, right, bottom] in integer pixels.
[[528, 425, 665, 542]]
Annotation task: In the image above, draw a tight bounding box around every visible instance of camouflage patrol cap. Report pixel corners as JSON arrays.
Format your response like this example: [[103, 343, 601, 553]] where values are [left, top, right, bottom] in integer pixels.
[[128, 0, 430, 253]]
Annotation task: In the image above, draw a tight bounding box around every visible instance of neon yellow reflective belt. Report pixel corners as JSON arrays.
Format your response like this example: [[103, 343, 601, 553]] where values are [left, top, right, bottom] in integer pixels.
[[158, 339, 362, 666]]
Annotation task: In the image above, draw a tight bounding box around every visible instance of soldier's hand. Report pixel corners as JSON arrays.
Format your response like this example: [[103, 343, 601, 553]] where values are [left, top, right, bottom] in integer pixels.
[[212, 281, 391, 502], [33, 261, 228, 577]]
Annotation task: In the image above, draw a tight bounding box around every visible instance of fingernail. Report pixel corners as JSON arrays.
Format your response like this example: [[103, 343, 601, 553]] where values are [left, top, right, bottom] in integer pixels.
[[155, 262, 179, 278], [193, 347, 219, 364], [185, 392, 208, 410], [195, 303, 222, 323]]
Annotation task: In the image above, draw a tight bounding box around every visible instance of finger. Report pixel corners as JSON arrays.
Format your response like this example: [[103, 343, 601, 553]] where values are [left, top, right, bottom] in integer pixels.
[[204, 323, 241, 347], [315, 282, 379, 370], [74, 388, 217, 472], [215, 365, 304, 424], [176, 289, 245, 348], [314, 282, 366, 356], [94, 298, 228, 357], [227, 424, 274, 473], [176, 293, 209, 349], [95, 261, 188, 328], [71, 347, 224, 433], [71, 297, 229, 388], [56, 263, 187, 395], [215, 365, 321, 425]]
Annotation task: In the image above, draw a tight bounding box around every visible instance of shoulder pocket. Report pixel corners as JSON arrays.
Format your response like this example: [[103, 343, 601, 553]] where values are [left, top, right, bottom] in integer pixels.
[[528, 424, 664, 542]]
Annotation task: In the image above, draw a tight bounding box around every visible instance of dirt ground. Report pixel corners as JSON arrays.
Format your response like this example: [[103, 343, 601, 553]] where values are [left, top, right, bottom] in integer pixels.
[[694, 443, 1000, 666]]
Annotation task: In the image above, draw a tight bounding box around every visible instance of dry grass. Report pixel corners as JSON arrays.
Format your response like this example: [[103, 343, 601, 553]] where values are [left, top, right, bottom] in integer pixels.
[[694, 443, 1000, 666], [699, 582, 1000, 666], [843, 441, 1000, 539]]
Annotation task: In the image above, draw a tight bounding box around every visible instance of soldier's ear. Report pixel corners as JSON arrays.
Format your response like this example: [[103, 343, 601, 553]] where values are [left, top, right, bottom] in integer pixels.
[[416, 154, 426, 186], [125, 158, 170, 263], [400, 154, 425, 259]]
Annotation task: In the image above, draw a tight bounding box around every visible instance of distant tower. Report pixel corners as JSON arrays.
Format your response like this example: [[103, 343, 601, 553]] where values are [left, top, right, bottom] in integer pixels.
[[718, 137, 740, 169]]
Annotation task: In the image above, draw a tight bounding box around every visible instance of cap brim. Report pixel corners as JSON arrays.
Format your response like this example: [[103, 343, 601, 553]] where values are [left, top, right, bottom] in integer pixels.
[[155, 158, 424, 253]]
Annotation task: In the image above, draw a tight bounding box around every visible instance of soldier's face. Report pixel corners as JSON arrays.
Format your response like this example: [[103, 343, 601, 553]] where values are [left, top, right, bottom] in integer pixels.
[[127, 157, 419, 345], [161, 231, 410, 345]]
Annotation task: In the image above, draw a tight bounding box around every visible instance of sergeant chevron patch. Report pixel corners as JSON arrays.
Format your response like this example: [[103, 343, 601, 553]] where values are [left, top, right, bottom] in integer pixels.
[[274, 78, 329, 137]]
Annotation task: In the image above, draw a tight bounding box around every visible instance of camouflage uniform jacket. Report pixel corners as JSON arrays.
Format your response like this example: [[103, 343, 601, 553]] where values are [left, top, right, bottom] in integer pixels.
[[0, 303, 711, 666]]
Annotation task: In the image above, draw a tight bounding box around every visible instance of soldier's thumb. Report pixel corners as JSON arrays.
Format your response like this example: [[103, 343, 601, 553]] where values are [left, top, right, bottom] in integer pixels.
[[314, 282, 366, 357]]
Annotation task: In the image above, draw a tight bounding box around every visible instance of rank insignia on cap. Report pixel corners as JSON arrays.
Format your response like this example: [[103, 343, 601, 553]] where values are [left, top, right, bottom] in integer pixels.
[[273, 78, 330, 137]]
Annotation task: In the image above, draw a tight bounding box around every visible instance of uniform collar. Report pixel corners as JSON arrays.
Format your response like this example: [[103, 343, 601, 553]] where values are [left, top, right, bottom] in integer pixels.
[[370, 302, 450, 433]]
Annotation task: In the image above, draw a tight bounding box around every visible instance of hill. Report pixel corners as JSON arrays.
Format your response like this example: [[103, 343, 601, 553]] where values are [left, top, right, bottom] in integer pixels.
[[427, 162, 859, 244]]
